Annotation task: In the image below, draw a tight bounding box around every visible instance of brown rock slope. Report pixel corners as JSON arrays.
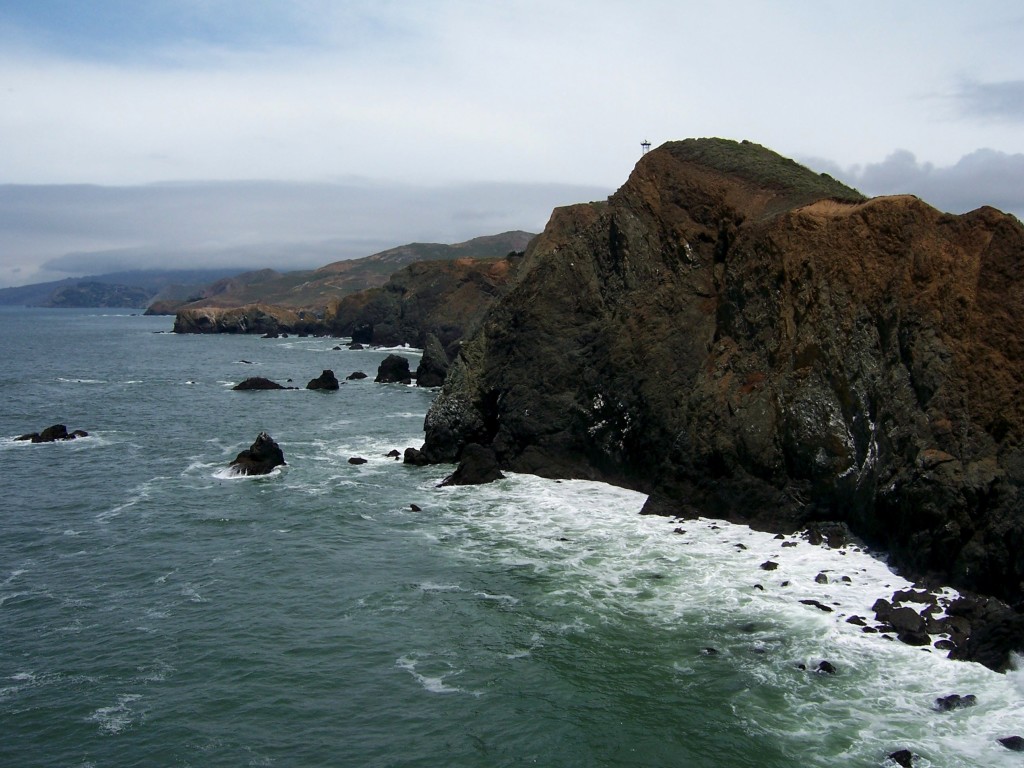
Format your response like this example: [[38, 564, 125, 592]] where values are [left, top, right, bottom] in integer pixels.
[[325, 253, 525, 350], [421, 138, 1024, 609]]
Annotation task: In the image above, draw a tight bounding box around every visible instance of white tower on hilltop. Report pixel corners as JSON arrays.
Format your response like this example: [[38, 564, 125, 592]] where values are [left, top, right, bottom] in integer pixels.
[[641, 140, 651, 155]]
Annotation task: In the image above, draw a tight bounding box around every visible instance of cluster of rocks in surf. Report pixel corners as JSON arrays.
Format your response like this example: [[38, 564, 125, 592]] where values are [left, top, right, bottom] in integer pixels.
[[228, 431, 286, 476], [231, 352, 440, 392], [15, 424, 89, 443]]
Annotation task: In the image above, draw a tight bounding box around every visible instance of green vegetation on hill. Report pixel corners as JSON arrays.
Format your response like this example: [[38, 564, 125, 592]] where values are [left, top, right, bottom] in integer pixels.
[[663, 137, 865, 203]]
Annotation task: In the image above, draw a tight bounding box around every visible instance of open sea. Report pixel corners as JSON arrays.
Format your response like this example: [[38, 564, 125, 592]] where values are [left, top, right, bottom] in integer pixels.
[[2, 307, 1023, 767]]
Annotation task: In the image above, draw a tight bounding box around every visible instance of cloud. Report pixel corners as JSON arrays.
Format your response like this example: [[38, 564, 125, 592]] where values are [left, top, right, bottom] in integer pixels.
[[954, 79, 1024, 122], [0, 179, 610, 287], [824, 148, 1024, 219]]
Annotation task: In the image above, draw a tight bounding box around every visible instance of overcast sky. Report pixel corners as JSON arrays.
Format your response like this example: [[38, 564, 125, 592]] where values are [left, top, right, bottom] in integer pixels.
[[1, 1, 1022, 287]]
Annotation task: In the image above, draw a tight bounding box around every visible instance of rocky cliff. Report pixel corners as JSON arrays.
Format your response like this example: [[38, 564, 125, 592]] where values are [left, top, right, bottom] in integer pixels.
[[172, 304, 325, 335], [326, 253, 524, 350], [420, 138, 1024, 610]]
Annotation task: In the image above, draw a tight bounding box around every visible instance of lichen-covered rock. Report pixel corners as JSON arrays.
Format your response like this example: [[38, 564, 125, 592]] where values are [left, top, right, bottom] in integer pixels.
[[416, 138, 1024, 665]]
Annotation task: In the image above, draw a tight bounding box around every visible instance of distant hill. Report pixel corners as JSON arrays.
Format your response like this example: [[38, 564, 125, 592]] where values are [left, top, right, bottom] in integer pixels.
[[0, 268, 246, 308], [151, 231, 536, 314]]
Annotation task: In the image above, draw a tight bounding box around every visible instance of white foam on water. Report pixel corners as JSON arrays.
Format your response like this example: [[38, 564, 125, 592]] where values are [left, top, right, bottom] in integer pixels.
[[88, 693, 142, 734], [212, 465, 284, 480], [428, 472, 1024, 767], [395, 655, 480, 697], [416, 582, 464, 593], [57, 377, 104, 384]]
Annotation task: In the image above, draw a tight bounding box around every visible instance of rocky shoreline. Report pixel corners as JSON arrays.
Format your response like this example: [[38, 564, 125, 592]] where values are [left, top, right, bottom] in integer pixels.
[[411, 139, 1024, 671]]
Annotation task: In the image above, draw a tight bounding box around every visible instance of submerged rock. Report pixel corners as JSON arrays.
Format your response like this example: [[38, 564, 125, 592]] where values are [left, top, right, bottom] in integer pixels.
[[888, 749, 915, 767], [999, 736, 1024, 751], [228, 432, 286, 475], [934, 694, 977, 711]]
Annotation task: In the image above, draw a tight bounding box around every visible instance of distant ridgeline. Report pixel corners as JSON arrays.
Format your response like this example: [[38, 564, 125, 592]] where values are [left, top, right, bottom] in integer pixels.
[[0, 269, 247, 309], [408, 138, 1024, 667], [167, 231, 536, 351]]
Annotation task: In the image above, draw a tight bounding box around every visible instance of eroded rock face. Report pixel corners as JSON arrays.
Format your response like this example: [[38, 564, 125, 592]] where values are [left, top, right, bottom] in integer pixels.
[[173, 305, 324, 335], [419, 138, 1024, 615], [416, 333, 450, 388], [228, 432, 286, 475]]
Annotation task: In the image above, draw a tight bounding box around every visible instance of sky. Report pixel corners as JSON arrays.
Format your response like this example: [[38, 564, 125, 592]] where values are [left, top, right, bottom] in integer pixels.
[[1, 1, 1022, 288]]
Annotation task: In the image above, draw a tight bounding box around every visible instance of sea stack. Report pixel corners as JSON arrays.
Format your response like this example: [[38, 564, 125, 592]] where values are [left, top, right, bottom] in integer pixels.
[[228, 432, 286, 475]]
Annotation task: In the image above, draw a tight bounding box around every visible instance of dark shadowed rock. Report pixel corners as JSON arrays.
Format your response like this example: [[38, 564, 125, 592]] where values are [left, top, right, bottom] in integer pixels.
[[375, 354, 413, 384], [346, 371, 368, 380], [15, 424, 89, 443], [416, 333, 450, 388], [404, 447, 431, 466], [999, 736, 1024, 751], [306, 369, 340, 390], [888, 749, 915, 767], [233, 376, 287, 391], [439, 443, 505, 486], [410, 503, 422, 512], [760, 561, 779, 571], [800, 599, 834, 613], [386, 449, 401, 458], [816, 660, 837, 674], [348, 457, 367, 465], [228, 432, 286, 475]]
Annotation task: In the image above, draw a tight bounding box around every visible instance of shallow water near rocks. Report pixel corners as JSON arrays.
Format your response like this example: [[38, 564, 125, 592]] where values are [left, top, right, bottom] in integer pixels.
[[1, 307, 1022, 767]]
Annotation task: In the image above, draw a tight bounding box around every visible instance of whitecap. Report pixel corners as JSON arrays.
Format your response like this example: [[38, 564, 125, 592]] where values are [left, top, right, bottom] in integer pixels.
[[89, 693, 142, 734], [395, 655, 479, 696], [416, 582, 464, 593], [212, 465, 283, 480]]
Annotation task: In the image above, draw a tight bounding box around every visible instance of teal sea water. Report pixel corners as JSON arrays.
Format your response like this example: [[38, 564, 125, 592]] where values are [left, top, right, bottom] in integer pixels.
[[2, 307, 1023, 767]]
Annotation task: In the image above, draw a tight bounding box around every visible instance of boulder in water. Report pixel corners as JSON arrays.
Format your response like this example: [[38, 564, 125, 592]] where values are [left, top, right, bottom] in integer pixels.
[[15, 424, 89, 443], [306, 369, 340, 390], [233, 377, 287, 391], [375, 354, 413, 384], [346, 371, 368, 380], [228, 432, 286, 475]]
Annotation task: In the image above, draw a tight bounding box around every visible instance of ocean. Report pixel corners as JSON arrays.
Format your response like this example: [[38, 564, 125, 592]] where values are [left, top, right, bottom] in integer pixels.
[[1, 307, 1022, 767]]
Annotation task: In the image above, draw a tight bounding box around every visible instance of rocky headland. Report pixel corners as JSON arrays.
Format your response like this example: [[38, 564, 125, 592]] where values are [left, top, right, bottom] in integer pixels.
[[415, 138, 1024, 666]]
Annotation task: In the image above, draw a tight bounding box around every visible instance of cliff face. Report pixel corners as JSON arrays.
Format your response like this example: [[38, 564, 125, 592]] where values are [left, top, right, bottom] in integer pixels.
[[421, 139, 1024, 604], [172, 304, 325, 335], [326, 254, 524, 350]]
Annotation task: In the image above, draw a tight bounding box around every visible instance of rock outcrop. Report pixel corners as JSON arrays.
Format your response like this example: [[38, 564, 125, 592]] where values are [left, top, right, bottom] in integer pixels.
[[306, 369, 340, 390], [233, 377, 288, 391], [375, 354, 414, 385], [16, 424, 89, 442], [326, 252, 526, 350], [228, 432, 286, 475], [439, 443, 505, 486], [174, 304, 325, 335], [417, 139, 1024, 641], [415, 333, 450, 387]]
